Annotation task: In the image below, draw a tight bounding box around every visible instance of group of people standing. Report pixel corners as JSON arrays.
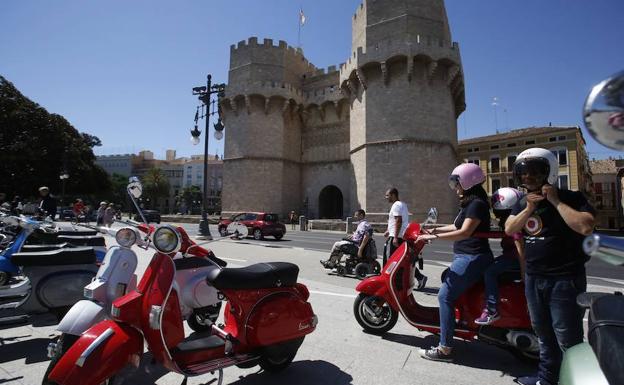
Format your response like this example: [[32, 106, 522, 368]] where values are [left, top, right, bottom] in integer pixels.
[[418, 147, 595, 385]]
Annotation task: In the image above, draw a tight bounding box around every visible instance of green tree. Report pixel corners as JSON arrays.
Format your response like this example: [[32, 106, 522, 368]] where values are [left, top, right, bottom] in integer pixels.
[[176, 185, 202, 213], [108, 173, 131, 211], [0, 75, 110, 200], [142, 168, 170, 208]]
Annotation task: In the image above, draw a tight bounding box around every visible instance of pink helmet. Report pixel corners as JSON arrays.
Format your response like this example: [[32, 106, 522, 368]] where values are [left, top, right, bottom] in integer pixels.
[[449, 163, 486, 191]]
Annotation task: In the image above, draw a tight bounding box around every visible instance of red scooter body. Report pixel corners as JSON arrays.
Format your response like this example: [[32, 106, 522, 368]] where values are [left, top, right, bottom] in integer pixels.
[[355, 222, 537, 358], [48, 240, 316, 384]]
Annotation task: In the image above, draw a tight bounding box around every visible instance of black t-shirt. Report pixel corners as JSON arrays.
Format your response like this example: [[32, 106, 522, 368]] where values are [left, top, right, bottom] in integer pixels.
[[453, 198, 492, 255], [511, 189, 596, 276]]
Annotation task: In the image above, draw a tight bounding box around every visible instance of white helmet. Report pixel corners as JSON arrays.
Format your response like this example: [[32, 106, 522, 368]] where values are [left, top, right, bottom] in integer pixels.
[[513, 148, 558, 188], [491, 187, 524, 210]]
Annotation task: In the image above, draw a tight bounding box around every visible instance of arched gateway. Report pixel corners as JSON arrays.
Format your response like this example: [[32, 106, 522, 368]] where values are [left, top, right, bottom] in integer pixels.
[[318, 185, 343, 219]]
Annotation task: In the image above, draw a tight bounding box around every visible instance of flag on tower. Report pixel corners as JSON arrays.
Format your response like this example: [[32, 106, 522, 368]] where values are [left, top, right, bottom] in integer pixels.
[[299, 8, 306, 26]]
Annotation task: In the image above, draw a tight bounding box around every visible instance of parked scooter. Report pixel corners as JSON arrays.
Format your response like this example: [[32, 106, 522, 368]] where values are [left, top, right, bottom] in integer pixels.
[[44, 222, 317, 385], [48, 178, 227, 373], [0, 215, 99, 323], [353, 210, 538, 360]]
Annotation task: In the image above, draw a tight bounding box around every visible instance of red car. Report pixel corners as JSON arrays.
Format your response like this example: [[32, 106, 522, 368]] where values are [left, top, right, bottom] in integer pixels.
[[218, 212, 286, 240]]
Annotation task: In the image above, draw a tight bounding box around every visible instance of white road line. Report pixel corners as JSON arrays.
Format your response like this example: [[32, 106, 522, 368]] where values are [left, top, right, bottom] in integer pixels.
[[221, 257, 247, 262], [309, 290, 357, 298], [434, 251, 454, 255], [588, 276, 624, 286]]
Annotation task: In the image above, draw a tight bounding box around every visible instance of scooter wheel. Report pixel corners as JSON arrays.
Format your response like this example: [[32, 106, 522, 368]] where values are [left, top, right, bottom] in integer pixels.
[[259, 337, 304, 373], [336, 266, 346, 276], [353, 293, 398, 335]]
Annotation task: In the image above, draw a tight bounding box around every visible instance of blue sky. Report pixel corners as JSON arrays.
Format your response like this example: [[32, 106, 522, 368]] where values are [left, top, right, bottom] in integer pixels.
[[1, 0, 623, 160]]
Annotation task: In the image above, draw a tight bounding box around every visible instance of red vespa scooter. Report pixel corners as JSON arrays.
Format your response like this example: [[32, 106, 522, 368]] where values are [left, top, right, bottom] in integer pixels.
[[45, 225, 317, 385], [353, 216, 538, 360]]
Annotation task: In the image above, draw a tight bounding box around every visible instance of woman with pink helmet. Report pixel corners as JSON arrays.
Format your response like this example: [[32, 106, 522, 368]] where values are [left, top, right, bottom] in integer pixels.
[[418, 162, 494, 362]]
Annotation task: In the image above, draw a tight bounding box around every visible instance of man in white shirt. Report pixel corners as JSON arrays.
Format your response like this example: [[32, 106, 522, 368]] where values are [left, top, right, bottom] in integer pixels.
[[384, 188, 427, 290]]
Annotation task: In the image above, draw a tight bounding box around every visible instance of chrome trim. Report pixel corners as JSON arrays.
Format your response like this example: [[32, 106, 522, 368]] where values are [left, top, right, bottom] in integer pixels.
[[76, 327, 115, 367]]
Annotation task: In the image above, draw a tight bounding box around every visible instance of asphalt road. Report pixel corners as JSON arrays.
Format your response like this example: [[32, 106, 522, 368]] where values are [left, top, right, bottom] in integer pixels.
[[172, 223, 624, 285]]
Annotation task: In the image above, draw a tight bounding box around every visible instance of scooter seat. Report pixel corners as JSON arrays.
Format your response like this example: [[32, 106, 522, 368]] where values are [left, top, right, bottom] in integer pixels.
[[57, 235, 106, 247], [57, 230, 98, 236], [26, 231, 61, 244], [205, 262, 299, 289], [11, 247, 96, 266], [20, 243, 72, 252]]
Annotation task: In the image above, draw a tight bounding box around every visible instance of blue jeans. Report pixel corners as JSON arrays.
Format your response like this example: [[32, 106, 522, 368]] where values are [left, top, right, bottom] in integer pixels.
[[484, 255, 519, 313], [438, 252, 493, 347], [525, 273, 586, 385]]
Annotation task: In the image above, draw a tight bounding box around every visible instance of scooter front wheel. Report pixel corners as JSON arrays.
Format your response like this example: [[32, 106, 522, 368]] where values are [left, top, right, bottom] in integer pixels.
[[353, 293, 398, 335]]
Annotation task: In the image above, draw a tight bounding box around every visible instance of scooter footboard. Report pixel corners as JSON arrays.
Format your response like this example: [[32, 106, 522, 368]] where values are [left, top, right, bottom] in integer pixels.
[[245, 291, 316, 346], [48, 320, 142, 385]]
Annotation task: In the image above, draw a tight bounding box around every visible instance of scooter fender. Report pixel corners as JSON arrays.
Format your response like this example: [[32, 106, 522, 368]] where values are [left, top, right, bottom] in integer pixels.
[[48, 320, 143, 385], [57, 300, 107, 336], [355, 275, 389, 298]]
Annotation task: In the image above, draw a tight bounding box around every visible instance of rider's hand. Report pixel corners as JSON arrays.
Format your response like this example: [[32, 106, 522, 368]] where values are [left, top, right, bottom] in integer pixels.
[[541, 184, 560, 206], [392, 237, 399, 247], [383, 230, 389, 238], [525, 192, 544, 212], [418, 234, 437, 242]]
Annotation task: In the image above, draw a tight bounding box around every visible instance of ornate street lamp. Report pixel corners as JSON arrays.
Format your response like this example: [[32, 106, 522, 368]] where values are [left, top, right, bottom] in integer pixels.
[[191, 74, 226, 239]]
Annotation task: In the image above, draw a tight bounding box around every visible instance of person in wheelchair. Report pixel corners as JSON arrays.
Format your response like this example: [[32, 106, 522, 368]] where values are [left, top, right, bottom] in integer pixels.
[[321, 209, 373, 269]]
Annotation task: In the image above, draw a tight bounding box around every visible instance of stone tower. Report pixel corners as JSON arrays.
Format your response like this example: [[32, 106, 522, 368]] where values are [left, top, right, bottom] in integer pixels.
[[340, 0, 465, 221], [220, 0, 465, 222]]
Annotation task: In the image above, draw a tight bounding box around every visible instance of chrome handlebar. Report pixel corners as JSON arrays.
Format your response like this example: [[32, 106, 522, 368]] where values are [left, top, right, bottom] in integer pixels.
[[583, 233, 624, 266]]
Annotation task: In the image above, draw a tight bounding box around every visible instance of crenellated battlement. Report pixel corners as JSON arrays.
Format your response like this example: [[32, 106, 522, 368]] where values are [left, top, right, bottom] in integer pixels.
[[340, 35, 461, 77], [229, 36, 316, 74]]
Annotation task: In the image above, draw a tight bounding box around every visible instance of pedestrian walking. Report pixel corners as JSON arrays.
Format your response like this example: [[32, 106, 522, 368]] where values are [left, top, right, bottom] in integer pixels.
[[38, 186, 57, 220], [506, 148, 595, 385], [96, 201, 107, 226], [103, 203, 116, 228], [289, 211, 297, 230], [383, 187, 427, 290]]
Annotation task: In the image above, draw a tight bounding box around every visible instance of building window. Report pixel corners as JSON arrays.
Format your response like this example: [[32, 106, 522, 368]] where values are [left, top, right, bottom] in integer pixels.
[[507, 155, 516, 170], [490, 145, 500, 150], [558, 175, 569, 189], [558, 135, 566, 141], [549, 137, 557, 142], [491, 157, 500, 173], [467, 148, 472, 153], [467, 158, 480, 166], [492, 179, 501, 192], [507, 143, 516, 148], [594, 183, 602, 194], [551, 149, 567, 165], [603, 182, 611, 192]]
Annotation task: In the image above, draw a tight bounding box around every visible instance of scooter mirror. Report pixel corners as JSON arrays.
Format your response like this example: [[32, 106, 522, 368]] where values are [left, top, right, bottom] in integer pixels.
[[127, 177, 143, 199], [583, 70, 624, 150], [425, 207, 438, 225]]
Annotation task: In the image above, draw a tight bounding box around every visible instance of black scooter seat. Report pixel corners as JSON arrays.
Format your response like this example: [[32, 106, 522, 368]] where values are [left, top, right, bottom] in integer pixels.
[[20, 243, 72, 252], [206, 262, 298, 290], [57, 230, 98, 236], [57, 235, 106, 247], [12, 247, 96, 266]]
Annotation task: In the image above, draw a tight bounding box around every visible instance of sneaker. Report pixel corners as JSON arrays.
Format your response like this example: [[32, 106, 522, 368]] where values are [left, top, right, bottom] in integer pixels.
[[416, 275, 428, 290], [419, 346, 453, 362], [474, 309, 500, 325]]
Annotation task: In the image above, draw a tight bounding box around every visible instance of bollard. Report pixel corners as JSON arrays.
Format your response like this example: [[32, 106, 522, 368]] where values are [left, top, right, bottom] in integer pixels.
[[299, 215, 308, 231], [346, 216, 352, 234]]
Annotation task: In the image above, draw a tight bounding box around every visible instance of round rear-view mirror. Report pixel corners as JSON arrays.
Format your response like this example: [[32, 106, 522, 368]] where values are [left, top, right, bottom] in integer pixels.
[[583, 70, 624, 150]]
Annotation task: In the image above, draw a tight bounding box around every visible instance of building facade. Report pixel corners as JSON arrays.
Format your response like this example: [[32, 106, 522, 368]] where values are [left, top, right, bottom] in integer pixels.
[[457, 126, 593, 196], [589, 158, 624, 229], [95, 154, 133, 177], [182, 155, 223, 214], [220, 0, 466, 222]]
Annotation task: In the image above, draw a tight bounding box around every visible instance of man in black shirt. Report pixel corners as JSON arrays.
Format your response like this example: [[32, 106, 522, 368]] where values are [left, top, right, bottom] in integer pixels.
[[38, 186, 58, 220], [506, 148, 595, 385]]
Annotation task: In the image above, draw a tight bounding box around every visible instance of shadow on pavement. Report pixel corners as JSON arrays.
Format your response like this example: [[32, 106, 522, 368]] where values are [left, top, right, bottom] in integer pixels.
[[113, 356, 352, 385], [381, 332, 535, 378], [0, 335, 51, 364], [0, 311, 59, 331], [227, 360, 353, 385]]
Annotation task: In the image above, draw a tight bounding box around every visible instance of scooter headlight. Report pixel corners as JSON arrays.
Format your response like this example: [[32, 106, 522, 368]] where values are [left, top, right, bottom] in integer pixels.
[[115, 227, 138, 248], [153, 225, 181, 254]]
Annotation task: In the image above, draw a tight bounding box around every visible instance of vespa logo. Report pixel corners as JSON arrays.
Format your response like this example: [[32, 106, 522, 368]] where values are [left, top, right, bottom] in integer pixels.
[[298, 322, 310, 330]]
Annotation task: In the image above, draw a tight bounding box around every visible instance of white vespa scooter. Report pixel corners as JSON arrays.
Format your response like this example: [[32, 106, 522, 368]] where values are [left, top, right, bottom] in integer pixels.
[[48, 177, 226, 366]]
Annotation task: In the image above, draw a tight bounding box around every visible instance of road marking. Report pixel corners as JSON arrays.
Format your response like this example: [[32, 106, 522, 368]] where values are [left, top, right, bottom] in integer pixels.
[[221, 257, 247, 262], [588, 276, 624, 286], [309, 290, 357, 298], [434, 251, 454, 255]]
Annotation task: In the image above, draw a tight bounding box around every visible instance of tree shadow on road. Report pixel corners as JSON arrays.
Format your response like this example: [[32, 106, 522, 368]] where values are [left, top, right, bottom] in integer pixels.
[[0, 335, 50, 364], [381, 331, 536, 378]]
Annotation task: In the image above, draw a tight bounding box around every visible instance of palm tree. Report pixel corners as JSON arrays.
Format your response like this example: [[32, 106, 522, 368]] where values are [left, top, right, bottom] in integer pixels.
[[142, 168, 170, 210]]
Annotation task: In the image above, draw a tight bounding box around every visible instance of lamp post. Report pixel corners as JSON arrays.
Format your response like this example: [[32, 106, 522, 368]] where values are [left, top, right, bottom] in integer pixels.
[[191, 74, 226, 239], [59, 172, 69, 207]]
